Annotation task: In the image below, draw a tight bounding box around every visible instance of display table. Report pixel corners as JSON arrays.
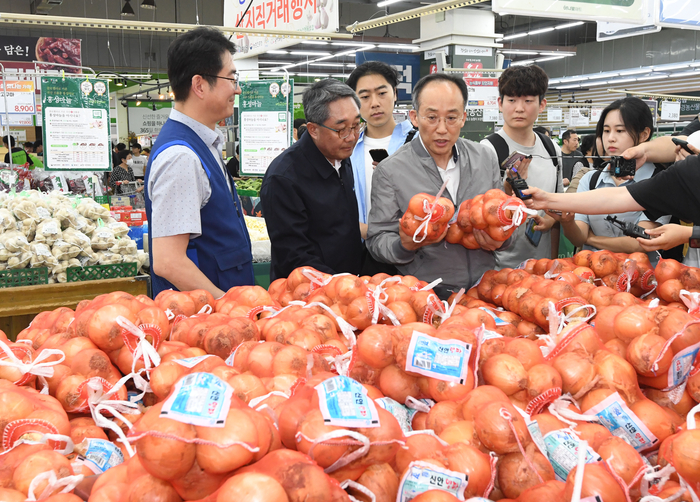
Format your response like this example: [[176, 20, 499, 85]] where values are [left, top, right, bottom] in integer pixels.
[[0, 276, 149, 339]]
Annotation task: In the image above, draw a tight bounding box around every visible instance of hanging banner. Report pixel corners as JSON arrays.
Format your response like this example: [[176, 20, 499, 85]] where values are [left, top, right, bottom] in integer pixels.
[[127, 101, 172, 137], [356, 52, 420, 102], [41, 76, 111, 172], [568, 108, 590, 127], [0, 36, 82, 72], [492, 0, 645, 24], [597, 0, 659, 41], [656, 0, 700, 29], [547, 108, 563, 122], [239, 79, 293, 176], [223, 0, 339, 58], [0, 114, 34, 126]]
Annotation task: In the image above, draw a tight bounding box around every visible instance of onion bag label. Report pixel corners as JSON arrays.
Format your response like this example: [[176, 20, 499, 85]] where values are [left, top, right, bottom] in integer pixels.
[[585, 392, 658, 451], [173, 354, 215, 369], [375, 397, 416, 433], [315, 376, 379, 428], [543, 429, 602, 481], [160, 372, 233, 427], [665, 342, 700, 390], [77, 438, 124, 474], [478, 308, 510, 326], [398, 461, 468, 502], [525, 417, 547, 458], [405, 331, 472, 383]]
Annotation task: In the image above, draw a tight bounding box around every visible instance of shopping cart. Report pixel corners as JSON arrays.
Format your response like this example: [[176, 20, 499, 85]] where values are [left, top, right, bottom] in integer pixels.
[[116, 181, 145, 208]]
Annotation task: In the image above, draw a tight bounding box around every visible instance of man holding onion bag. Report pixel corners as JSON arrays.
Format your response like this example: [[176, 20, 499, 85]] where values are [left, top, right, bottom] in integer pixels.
[[366, 73, 508, 300], [145, 27, 254, 298]]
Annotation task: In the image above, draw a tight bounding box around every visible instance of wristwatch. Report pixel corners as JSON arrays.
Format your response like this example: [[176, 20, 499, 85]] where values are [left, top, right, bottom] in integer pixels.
[[690, 226, 700, 248]]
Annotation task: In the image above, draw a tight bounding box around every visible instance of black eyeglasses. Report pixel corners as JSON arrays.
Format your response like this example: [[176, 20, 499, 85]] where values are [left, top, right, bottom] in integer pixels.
[[314, 121, 365, 140], [200, 73, 240, 88]]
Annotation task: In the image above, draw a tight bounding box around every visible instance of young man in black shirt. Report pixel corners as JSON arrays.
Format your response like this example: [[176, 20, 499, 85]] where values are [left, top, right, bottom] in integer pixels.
[[560, 129, 583, 187]]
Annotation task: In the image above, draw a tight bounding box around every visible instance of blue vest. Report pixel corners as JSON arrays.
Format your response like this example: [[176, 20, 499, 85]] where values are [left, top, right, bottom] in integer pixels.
[[144, 117, 254, 297]]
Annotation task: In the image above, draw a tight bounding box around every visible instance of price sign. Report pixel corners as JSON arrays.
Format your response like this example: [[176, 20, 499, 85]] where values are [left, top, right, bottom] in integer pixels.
[[548, 108, 563, 122], [0, 80, 36, 114], [661, 101, 681, 122]]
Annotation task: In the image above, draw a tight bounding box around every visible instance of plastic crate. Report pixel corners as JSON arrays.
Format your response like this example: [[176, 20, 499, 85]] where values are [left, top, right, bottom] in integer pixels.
[[66, 262, 138, 282], [0, 267, 49, 288], [237, 188, 260, 197]]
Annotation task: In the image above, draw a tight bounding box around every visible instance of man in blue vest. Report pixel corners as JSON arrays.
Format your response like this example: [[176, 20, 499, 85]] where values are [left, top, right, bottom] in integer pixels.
[[145, 27, 254, 298], [347, 61, 414, 240]]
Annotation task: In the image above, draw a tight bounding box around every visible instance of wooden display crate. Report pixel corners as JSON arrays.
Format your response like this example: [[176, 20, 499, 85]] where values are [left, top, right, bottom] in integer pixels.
[[0, 276, 149, 339]]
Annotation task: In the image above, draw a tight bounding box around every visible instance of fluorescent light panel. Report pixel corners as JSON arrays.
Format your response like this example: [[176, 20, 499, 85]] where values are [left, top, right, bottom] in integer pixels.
[[377, 0, 404, 6], [289, 51, 332, 56]]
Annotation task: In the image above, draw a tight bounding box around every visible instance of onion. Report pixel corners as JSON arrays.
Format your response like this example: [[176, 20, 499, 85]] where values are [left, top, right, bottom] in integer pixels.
[[604, 338, 628, 359], [526, 364, 562, 398], [498, 443, 555, 499], [296, 409, 351, 468], [170, 459, 226, 501], [353, 463, 399, 502], [563, 463, 627, 502], [428, 373, 474, 402], [629, 398, 676, 444], [552, 352, 597, 396], [613, 305, 656, 344], [658, 279, 683, 303], [228, 373, 267, 404], [575, 282, 597, 301], [588, 286, 617, 309], [531, 413, 567, 436], [658, 308, 700, 354], [216, 473, 288, 502], [395, 434, 445, 473], [626, 333, 673, 377], [12, 450, 74, 496], [517, 321, 545, 340], [356, 325, 395, 369], [517, 480, 566, 502], [661, 429, 700, 494], [588, 251, 618, 277], [411, 491, 461, 502], [426, 401, 463, 435], [438, 420, 482, 450], [593, 351, 640, 404], [597, 436, 645, 499], [443, 442, 492, 498], [474, 402, 531, 454], [580, 388, 618, 412], [378, 364, 420, 403], [575, 423, 613, 451], [481, 354, 528, 395], [270, 344, 309, 378], [196, 407, 258, 474], [461, 385, 510, 422], [688, 370, 700, 403], [0, 489, 27, 502], [504, 338, 545, 370], [125, 473, 182, 502]]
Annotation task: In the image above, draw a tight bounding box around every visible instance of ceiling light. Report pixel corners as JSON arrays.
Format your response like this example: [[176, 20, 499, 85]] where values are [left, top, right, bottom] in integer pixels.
[[528, 27, 556, 36], [141, 0, 156, 9], [690, 61, 700, 67], [116, 80, 124, 86], [261, 71, 285, 76], [670, 69, 700, 77], [499, 50, 539, 55], [538, 51, 576, 57], [377, 0, 404, 6], [346, 64, 356, 68], [611, 77, 638, 84], [536, 55, 567, 62], [301, 40, 329, 45], [502, 33, 528, 41], [258, 61, 287, 65], [377, 44, 416, 50], [309, 62, 348, 67], [332, 74, 349, 78], [289, 51, 332, 56], [136, 100, 141, 106], [121, 0, 135, 17], [295, 72, 330, 77], [616, 68, 650, 76], [511, 59, 535, 66], [268, 50, 289, 54], [653, 63, 690, 71], [636, 74, 668, 81], [335, 48, 363, 56], [555, 21, 584, 29], [331, 42, 376, 47], [587, 80, 610, 86]]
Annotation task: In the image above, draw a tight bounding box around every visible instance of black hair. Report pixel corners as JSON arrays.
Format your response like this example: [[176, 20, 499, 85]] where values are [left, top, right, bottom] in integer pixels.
[[562, 129, 577, 141], [498, 65, 549, 102], [34, 140, 42, 148], [2, 135, 15, 147], [143, 147, 151, 154], [533, 126, 550, 137], [412, 73, 469, 112], [116, 142, 126, 151], [167, 27, 236, 102], [293, 118, 307, 129], [595, 97, 653, 152], [302, 79, 360, 125], [297, 124, 308, 138], [117, 150, 131, 163], [346, 61, 400, 92], [23, 142, 33, 150], [580, 134, 596, 156], [132, 143, 142, 151]]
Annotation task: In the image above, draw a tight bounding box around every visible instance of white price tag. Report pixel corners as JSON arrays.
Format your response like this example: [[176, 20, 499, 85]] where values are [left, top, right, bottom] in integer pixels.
[[547, 108, 563, 122], [661, 101, 681, 122]]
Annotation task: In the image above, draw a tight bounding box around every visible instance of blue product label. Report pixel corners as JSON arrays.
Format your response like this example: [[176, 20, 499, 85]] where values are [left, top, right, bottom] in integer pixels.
[[315, 376, 379, 428], [667, 342, 700, 389], [78, 439, 124, 473], [376, 397, 415, 433], [174, 354, 214, 368], [405, 331, 471, 384], [586, 392, 658, 452], [543, 429, 601, 482], [478, 308, 509, 326], [160, 372, 233, 427], [398, 461, 468, 502]]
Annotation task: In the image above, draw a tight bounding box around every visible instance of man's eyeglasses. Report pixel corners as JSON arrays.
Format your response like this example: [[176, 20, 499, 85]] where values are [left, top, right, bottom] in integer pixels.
[[200, 73, 240, 88], [314, 122, 365, 139], [417, 113, 463, 127]]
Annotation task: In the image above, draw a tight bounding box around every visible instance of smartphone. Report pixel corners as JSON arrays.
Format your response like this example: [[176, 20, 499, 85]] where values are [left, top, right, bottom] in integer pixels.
[[672, 137, 695, 154], [369, 149, 390, 163], [502, 151, 532, 172], [525, 218, 542, 247]]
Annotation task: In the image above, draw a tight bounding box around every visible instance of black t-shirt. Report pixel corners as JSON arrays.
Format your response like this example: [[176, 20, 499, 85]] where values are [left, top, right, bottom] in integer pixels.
[[626, 155, 700, 224], [681, 117, 700, 136], [561, 150, 584, 180]]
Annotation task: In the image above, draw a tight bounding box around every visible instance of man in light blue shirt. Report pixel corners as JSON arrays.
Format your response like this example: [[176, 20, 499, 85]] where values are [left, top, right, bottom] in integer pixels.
[[347, 61, 414, 239]]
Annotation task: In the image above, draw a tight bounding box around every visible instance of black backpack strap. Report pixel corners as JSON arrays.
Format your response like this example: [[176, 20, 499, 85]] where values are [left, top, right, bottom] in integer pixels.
[[404, 128, 418, 144], [589, 170, 602, 191], [484, 133, 511, 176]]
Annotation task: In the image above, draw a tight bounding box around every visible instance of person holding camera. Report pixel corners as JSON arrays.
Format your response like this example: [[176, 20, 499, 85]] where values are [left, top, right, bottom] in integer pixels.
[[546, 98, 670, 264]]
